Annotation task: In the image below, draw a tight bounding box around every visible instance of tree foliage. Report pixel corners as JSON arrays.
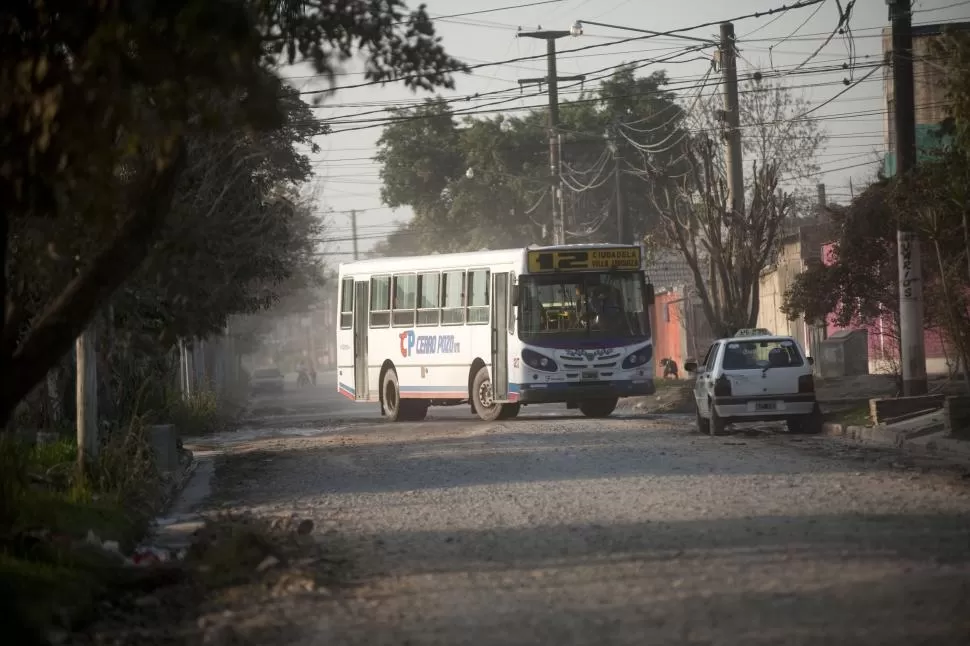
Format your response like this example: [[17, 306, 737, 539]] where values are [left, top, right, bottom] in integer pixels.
[[652, 79, 825, 338], [781, 180, 901, 327], [374, 67, 686, 255], [0, 0, 464, 427]]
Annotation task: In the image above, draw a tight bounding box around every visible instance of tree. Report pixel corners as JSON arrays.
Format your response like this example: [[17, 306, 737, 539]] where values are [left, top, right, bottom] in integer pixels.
[[651, 78, 825, 338], [116, 82, 327, 345], [374, 67, 687, 255], [0, 0, 465, 427], [784, 29, 970, 390]]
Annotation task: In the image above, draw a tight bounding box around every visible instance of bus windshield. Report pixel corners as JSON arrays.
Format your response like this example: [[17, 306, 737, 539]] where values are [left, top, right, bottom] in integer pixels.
[[518, 271, 651, 343]]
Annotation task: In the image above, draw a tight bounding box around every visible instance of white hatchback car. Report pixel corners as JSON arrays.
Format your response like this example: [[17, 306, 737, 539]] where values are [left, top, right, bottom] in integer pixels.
[[684, 335, 823, 436]]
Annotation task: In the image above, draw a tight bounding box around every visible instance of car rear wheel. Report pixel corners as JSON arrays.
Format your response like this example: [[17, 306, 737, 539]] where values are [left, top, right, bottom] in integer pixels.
[[787, 403, 823, 434], [695, 404, 711, 434], [709, 402, 727, 436]]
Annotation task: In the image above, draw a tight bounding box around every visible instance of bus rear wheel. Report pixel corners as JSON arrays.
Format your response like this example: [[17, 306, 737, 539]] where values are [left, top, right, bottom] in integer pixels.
[[383, 370, 429, 422], [381, 369, 405, 422], [471, 366, 504, 422], [579, 397, 618, 418]]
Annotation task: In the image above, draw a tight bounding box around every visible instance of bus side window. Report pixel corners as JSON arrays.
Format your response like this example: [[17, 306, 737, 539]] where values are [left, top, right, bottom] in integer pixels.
[[441, 270, 465, 325], [392, 274, 417, 327], [370, 276, 391, 327], [417, 272, 440, 326], [339, 277, 353, 329], [467, 269, 489, 325]]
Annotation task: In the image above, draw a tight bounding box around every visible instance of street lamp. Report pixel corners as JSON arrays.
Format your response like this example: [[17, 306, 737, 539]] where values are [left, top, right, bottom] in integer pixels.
[[570, 21, 583, 37]]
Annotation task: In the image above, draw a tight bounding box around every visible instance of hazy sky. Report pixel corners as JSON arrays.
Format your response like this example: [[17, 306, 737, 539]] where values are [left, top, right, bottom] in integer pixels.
[[281, 0, 970, 261]]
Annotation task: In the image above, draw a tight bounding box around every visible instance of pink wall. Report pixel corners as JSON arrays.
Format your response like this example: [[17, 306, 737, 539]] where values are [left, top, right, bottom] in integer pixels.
[[821, 243, 950, 362], [652, 291, 686, 377]]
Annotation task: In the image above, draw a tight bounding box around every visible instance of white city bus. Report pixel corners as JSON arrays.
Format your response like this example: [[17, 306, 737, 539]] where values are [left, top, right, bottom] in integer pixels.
[[335, 244, 656, 421]]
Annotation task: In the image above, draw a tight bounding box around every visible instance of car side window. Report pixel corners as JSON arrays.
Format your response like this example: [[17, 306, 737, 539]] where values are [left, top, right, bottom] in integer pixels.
[[705, 343, 720, 372]]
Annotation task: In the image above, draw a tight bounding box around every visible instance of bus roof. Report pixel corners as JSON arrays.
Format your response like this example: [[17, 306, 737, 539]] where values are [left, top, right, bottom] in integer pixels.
[[338, 243, 641, 276], [338, 248, 525, 275]]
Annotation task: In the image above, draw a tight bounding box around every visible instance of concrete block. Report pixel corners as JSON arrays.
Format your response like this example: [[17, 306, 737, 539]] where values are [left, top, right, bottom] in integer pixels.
[[149, 424, 179, 474], [869, 395, 945, 425], [943, 395, 970, 440]]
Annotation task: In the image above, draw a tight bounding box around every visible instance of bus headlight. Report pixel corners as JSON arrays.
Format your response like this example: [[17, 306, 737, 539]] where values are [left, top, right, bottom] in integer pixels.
[[621, 345, 653, 370], [522, 348, 558, 372]]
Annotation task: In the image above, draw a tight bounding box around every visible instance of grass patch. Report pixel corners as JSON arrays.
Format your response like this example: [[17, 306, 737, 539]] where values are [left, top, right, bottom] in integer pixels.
[[163, 388, 242, 437], [824, 403, 872, 427], [0, 419, 165, 643]]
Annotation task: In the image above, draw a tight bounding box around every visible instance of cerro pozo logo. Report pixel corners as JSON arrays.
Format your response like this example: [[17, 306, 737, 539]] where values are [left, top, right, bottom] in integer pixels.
[[399, 330, 460, 358], [399, 330, 415, 357]]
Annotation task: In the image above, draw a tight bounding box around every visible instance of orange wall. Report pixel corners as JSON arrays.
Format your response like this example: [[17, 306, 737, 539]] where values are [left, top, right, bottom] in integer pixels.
[[652, 291, 686, 378]]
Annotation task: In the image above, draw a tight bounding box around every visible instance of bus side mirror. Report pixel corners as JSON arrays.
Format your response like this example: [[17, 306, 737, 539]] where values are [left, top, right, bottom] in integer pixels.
[[644, 283, 655, 306]]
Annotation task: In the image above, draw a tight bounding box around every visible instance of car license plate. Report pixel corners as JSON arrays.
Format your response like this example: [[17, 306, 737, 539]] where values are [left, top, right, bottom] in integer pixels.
[[581, 371, 597, 380], [755, 401, 777, 411]]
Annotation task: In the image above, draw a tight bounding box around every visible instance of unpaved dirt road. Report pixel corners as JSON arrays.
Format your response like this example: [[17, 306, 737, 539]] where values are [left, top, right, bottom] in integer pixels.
[[183, 377, 970, 645]]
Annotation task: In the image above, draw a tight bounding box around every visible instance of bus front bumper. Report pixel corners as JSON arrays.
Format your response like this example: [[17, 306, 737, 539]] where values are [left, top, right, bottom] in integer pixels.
[[512, 379, 655, 404]]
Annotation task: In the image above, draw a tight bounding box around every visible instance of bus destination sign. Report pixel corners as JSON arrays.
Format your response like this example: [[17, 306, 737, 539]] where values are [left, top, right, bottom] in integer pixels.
[[527, 247, 641, 273]]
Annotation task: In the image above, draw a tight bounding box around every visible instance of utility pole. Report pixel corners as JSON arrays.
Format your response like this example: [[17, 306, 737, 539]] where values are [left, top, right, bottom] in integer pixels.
[[350, 209, 360, 260], [816, 183, 826, 212], [889, 0, 927, 396], [76, 325, 98, 468], [518, 28, 584, 245], [609, 122, 626, 244], [718, 23, 745, 220]]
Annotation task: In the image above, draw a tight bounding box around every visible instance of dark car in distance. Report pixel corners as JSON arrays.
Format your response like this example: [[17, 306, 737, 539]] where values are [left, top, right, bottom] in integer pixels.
[[251, 367, 285, 394]]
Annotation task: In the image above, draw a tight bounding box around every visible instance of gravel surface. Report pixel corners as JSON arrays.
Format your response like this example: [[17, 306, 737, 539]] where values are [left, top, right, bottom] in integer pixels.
[[178, 410, 970, 646]]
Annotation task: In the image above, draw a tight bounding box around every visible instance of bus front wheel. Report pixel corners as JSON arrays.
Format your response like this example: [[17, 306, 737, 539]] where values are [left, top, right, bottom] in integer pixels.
[[579, 397, 618, 418], [471, 366, 505, 422]]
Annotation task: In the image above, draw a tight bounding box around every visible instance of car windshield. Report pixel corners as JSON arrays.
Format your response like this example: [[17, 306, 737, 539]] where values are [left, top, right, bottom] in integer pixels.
[[721, 338, 804, 371], [254, 368, 282, 378], [518, 271, 650, 343]]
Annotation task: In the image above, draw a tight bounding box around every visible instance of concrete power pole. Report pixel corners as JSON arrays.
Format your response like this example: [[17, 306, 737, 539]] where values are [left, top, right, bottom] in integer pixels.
[[889, 0, 927, 396], [518, 28, 584, 245], [350, 209, 360, 261], [719, 23, 745, 221], [76, 325, 98, 467]]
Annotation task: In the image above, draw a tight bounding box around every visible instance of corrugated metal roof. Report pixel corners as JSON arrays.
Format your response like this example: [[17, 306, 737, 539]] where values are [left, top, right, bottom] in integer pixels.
[[645, 251, 704, 291]]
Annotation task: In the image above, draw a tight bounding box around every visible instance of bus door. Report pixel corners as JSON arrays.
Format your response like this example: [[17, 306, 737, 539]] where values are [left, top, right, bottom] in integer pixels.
[[353, 280, 369, 401], [490, 272, 510, 401]]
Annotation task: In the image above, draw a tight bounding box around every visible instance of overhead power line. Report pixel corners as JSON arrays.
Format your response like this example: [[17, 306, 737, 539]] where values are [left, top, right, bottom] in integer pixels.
[[424, 0, 567, 23], [293, 0, 833, 97]]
